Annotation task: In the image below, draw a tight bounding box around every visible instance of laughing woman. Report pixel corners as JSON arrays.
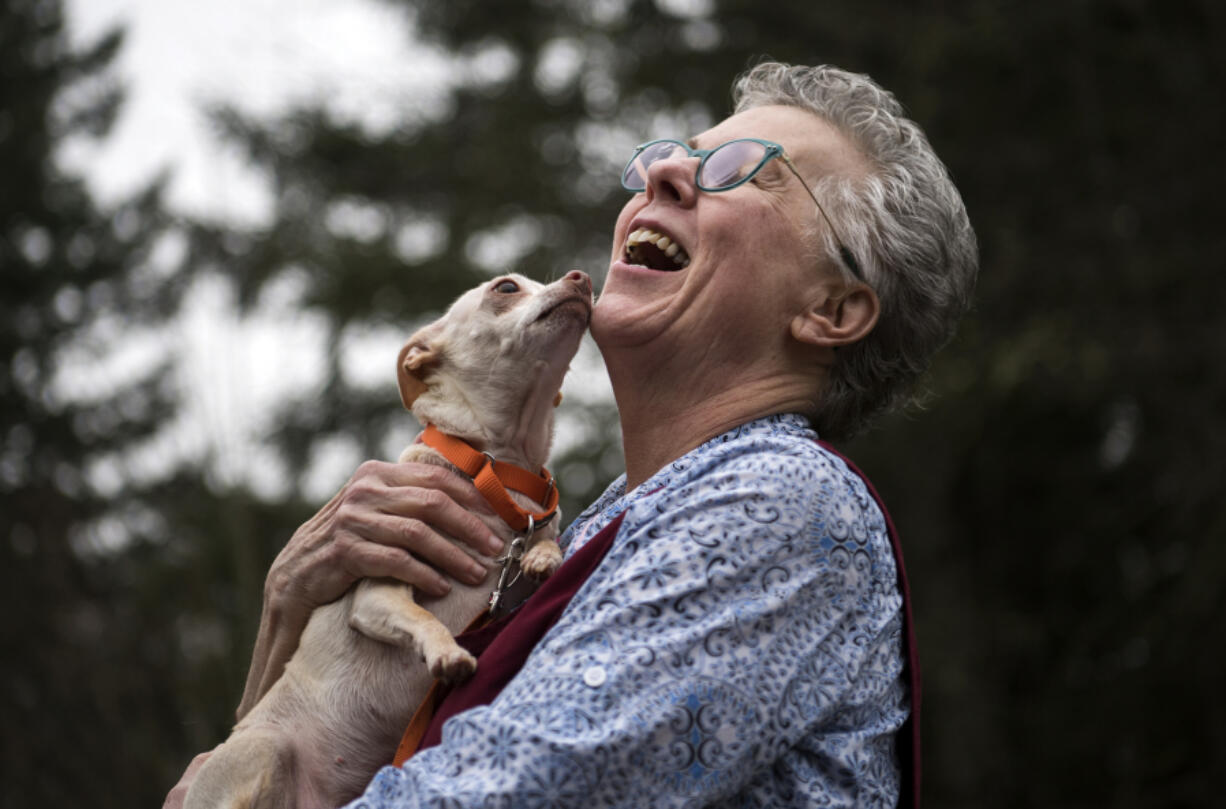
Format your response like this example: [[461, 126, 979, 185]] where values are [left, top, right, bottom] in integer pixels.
[[169, 61, 976, 809]]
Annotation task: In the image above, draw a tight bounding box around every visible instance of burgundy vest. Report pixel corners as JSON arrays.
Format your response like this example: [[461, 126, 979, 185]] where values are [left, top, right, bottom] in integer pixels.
[[398, 444, 922, 808]]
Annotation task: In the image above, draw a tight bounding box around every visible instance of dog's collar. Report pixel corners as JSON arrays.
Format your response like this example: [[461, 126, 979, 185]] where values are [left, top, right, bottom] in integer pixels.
[[419, 424, 558, 534]]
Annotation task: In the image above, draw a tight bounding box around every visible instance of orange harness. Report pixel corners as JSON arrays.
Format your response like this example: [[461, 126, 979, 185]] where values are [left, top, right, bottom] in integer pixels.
[[419, 424, 558, 534], [392, 426, 560, 764]]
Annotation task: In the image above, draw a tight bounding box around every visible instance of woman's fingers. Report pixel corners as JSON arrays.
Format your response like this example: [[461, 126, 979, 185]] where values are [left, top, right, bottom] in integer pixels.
[[346, 509, 491, 587], [339, 534, 460, 598], [367, 462, 506, 552], [298, 460, 505, 596], [349, 461, 506, 556], [269, 459, 512, 616], [378, 460, 493, 513]]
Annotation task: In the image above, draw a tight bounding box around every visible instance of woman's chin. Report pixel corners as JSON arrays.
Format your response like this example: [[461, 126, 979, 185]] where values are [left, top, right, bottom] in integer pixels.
[[590, 291, 673, 352]]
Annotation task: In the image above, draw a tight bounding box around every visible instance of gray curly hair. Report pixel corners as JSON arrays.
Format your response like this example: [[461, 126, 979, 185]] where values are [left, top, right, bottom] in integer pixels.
[[733, 62, 978, 439]]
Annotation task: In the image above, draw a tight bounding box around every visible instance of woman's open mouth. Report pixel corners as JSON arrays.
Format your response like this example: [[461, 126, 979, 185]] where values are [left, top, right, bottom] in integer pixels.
[[624, 227, 690, 271]]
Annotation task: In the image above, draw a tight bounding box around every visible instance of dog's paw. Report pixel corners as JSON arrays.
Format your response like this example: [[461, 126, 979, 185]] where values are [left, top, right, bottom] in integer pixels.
[[426, 646, 477, 683], [521, 541, 563, 579]]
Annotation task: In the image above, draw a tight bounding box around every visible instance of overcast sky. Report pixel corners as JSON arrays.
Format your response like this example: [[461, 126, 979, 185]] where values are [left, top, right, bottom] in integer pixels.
[[64, 0, 450, 222]]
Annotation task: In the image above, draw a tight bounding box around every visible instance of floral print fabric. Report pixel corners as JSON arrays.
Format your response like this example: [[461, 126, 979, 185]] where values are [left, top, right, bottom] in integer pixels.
[[347, 413, 907, 809]]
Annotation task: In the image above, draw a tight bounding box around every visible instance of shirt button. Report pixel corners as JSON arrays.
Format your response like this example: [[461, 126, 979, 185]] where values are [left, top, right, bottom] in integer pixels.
[[582, 665, 607, 688]]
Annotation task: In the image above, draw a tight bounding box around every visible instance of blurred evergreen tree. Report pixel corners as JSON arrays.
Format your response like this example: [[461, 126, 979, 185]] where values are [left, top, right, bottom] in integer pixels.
[[0, 0, 281, 804]]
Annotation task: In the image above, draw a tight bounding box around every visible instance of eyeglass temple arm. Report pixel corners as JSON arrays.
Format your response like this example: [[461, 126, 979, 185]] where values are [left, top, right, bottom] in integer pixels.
[[780, 155, 864, 281]]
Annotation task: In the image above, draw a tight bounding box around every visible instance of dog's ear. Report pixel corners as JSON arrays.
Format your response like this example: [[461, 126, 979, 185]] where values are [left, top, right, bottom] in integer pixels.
[[397, 337, 442, 410]]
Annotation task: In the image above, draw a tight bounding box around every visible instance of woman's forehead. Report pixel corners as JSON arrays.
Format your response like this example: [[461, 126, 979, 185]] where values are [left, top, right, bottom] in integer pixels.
[[694, 105, 867, 177], [691, 106, 816, 146]]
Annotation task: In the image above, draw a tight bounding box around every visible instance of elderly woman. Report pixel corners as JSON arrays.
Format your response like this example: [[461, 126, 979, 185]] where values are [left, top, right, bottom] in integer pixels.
[[177, 62, 976, 808]]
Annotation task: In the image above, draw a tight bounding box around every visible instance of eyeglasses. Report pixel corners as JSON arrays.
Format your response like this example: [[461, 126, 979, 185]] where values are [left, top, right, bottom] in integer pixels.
[[620, 137, 864, 281]]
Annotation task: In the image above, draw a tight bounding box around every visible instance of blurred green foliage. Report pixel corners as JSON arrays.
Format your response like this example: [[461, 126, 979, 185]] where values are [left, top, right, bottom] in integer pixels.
[[3, 0, 1223, 806]]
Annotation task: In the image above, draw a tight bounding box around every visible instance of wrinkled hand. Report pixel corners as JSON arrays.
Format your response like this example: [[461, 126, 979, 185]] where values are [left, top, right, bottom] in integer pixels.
[[238, 460, 506, 718], [162, 749, 214, 809], [269, 460, 505, 614]]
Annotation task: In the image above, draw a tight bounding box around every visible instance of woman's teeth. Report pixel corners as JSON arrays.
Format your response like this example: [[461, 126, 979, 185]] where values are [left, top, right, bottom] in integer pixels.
[[625, 227, 690, 270]]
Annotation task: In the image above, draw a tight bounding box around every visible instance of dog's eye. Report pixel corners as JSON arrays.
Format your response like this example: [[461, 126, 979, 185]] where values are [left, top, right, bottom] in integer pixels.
[[494, 280, 520, 294]]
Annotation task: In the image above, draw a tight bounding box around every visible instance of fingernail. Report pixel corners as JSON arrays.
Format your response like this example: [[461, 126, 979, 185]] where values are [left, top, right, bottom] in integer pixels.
[[487, 536, 505, 555], [467, 562, 488, 584]]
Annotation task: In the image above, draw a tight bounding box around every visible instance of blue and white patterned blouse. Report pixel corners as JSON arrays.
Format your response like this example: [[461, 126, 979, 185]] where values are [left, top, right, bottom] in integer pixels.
[[347, 413, 908, 808]]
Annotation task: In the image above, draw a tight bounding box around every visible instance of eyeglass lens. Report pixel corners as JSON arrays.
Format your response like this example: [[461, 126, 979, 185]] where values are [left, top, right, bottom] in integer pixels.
[[699, 140, 767, 189], [622, 141, 682, 189], [622, 140, 770, 191]]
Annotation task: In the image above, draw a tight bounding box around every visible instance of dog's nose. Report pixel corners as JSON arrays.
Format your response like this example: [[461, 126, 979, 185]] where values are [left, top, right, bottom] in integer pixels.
[[564, 270, 591, 297]]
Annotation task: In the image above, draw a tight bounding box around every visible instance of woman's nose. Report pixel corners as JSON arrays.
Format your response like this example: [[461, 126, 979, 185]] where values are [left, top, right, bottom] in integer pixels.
[[644, 155, 698, 206]]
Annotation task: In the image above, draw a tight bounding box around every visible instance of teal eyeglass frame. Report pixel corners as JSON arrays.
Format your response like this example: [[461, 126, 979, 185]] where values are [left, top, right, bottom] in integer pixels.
[[621, 137, 865, 281]]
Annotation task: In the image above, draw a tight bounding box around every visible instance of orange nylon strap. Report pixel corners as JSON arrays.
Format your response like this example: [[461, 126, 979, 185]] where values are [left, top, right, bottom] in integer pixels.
[[392, 609, 493, 766], [419, 425, 558, 533], [392, 680, 445, 766]]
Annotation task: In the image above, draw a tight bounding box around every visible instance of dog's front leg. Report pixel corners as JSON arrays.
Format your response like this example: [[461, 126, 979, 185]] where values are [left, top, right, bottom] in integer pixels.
[[348, 579, 477, 681], [520, 537, 563, 579]]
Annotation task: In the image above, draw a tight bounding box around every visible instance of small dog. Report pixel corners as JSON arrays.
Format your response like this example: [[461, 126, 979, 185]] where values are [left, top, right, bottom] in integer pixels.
[[183, 271, 592, 809]]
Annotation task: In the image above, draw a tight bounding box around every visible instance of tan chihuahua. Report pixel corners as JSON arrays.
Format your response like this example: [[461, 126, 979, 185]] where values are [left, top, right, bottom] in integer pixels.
[[183, 271, 592, 809]]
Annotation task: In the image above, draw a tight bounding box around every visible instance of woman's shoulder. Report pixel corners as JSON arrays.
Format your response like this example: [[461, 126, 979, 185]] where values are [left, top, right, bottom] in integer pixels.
[[659, 414, 873, 504], [629, 415, 892, 566]]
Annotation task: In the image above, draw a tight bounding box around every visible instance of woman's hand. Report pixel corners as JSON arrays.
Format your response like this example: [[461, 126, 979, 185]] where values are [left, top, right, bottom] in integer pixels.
[[237, 460, 506, 718], [271, 460, 504, 612]]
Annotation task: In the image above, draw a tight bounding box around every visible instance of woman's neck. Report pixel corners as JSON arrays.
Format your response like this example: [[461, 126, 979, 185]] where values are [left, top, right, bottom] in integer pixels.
[[610, 366, 823, 490]]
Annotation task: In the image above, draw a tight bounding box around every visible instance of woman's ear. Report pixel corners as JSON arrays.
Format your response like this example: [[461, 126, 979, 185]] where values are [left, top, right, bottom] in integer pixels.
[[790, 282, 880, 349]]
